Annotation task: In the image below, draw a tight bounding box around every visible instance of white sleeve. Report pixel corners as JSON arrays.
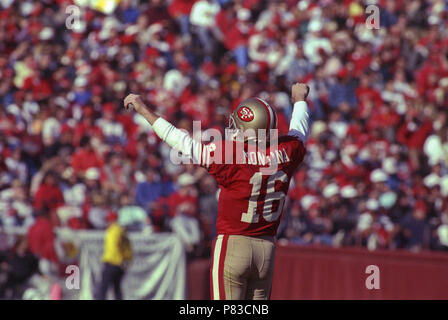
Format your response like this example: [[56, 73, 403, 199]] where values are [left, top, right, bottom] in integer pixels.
[[288, 101, 311, 143], [152, 117, 208, 166]]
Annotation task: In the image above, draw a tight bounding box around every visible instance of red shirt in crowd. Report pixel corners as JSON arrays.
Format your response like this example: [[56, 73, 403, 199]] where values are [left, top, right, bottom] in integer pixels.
[[33, 183, 64, 211], [27, 216, 58, 262], [397, 121, 433, 149], [70, 148, 104, 174], [166, 192, 199, 218]]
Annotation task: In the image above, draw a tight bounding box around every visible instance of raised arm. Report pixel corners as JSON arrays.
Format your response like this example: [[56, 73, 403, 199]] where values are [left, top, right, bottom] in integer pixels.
[[288, 83, 311, 143], [123, 94, 205, 165]]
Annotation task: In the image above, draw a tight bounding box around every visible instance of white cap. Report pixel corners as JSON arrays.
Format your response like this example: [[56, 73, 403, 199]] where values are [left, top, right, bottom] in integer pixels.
[[39, 27, 54, 40], [237, 8, 251, 21], [177, 173, 196, 187], [85, 167, 100, 180], [20, 2, 33, 16], [366, 199, 379, 211], [297, 0, 309, 11], [379, 192, 397, 209], [308, 19, 323, 32], [74, 76, 87, 88], [423, 173, 441, 188], [341, 185, 358, 198], [134, 171, 146, 184], [323, 183, 339, 198], [311, 121, 327, 137], [382, 157, 397, 174], [370, 169, 388, 183], [301, 195, 318, 210]]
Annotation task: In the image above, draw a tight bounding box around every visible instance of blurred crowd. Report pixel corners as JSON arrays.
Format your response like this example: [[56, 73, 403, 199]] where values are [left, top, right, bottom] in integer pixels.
[[0, 0, 448, 284]]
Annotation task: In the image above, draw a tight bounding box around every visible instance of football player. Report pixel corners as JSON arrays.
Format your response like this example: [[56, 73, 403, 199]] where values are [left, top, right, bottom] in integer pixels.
[[123, 82, 310, 300]]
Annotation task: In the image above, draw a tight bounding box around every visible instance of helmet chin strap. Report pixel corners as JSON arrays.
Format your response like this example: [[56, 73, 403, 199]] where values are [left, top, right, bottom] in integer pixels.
[[245, 136, 258, 143], [229, 130, 259, 143]]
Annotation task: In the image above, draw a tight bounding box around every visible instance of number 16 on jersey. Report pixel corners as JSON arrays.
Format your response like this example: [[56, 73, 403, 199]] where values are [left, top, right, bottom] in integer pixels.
[[241, 170, 288, 223]]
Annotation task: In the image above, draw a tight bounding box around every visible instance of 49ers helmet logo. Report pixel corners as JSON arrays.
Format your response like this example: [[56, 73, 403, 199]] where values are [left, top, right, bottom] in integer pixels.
[[237, 106, 254, 122]]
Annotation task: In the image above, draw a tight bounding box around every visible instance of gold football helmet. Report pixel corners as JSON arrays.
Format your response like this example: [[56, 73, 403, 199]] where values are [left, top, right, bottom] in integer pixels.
[[227, 97, 278, 141]]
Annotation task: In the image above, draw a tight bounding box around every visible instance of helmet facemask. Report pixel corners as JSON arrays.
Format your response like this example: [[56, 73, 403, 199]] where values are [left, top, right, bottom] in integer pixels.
[[226, 114, 260, 142], [226, 114, 242, 141]]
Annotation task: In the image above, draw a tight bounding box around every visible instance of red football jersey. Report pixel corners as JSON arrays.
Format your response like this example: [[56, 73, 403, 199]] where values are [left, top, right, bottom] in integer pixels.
[[199, 136, 306, 236]]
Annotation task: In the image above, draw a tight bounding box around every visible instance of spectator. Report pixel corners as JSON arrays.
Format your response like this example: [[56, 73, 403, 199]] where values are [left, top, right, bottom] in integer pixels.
[[399, 200, 431, 251], [117, 192, 151, 232], [60, 168, 86, 208], [281, 202, 311, 245], [0, 179, 33, 228], [84, 167, 102, 194], [168, 0, 196, 36], [44, 125, 75, 159], [103, 152, 131, 197], [328, 69, 358, 111], [190, 0, 220, 57], [0, 236, 38, 299], [33, 171, 64, 215], [168, 173, 201, 253], [4, 147, 27, 185], [135, 168, 170, 210], [27, 209, 59, 268], [87, 192, 110, 230], [117, 0, 140, 24], [70, 136, 104, 177], [95, 103, 126, 145]]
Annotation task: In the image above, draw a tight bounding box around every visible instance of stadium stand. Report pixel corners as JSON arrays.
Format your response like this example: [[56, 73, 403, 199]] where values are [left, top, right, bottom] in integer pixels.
[[0, 0, 448, 299]]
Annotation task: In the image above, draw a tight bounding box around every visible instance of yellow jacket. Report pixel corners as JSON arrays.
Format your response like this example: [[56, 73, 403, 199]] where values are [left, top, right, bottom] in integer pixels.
[[102, 223, 133, 267]]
